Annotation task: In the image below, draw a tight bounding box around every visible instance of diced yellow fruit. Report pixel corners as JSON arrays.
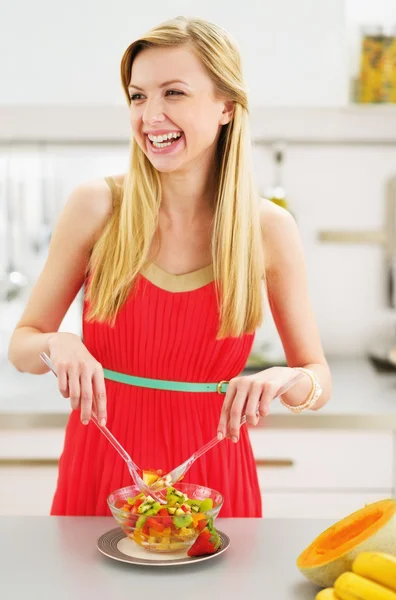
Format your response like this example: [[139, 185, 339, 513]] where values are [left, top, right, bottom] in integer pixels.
[[316, 589, 340, 600], [352, 552, 396, 592], [178, 527, 195, 538], [169, 542, 186, 550], [335, 571, 396, 600], [132, 531, 144, 546], [148, 536, 157, 544], [142, 470, 160, 486], [149, 528, 164, 538]]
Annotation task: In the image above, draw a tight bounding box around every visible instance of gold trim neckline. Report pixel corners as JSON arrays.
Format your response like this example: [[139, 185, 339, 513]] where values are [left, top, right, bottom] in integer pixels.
[[140, 262, 214, 292]]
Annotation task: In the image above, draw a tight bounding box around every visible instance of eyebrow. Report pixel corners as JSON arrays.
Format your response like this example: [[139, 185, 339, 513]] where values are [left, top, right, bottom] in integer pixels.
[[128, 79, 190, 91]]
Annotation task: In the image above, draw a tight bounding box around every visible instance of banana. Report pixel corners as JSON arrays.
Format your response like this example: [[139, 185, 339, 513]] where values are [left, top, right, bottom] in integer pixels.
[[335, 572, 396, 600], [353, 552, 396, 592], [316, 588, 340, 599]]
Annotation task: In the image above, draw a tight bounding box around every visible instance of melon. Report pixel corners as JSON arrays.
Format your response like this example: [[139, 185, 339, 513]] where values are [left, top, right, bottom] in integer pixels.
[[297, 499, 396, 588]]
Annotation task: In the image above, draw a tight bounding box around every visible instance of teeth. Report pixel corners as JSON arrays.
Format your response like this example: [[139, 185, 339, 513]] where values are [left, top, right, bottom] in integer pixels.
[[148, 132, 182, 143], [153, 141, 171, 148]]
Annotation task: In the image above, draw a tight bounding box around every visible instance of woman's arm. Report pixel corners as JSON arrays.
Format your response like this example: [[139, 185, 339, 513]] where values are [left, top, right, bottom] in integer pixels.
[[8, 179, 112, 374], [262, 200, 331, 410], [217, 200, 331, 441]]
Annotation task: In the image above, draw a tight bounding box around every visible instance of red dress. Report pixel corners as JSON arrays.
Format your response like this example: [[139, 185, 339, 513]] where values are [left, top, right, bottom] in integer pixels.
[[51, 182, 262, 518]]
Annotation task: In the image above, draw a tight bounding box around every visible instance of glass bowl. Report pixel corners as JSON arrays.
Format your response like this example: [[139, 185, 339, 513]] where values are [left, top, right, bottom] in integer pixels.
[[108, 482, 223, 554]]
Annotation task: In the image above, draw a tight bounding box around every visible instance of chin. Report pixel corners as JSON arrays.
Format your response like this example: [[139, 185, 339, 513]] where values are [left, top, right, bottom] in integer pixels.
[[149, 159, 186, 174]]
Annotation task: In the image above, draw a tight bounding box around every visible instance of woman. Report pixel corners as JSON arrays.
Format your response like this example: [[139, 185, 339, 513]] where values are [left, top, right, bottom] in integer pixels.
[[8, 16, 331, 517]]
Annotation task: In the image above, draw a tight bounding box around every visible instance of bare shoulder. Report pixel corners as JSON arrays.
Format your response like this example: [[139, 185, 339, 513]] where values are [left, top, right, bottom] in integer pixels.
[[67, 177, 113, 219], [61, 176, 119, 246], [258, 198, 303, 272], [259, 197, 296, 235]]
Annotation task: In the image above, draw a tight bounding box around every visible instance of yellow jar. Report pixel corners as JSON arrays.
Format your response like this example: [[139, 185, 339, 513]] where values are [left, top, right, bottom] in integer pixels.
[[359, 26, 396, 103]]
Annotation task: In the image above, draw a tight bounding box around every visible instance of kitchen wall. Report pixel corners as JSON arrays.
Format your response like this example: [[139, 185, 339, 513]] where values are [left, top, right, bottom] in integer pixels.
[[1, 0, 396, 361], [1, 0, 347, 107], [253, 142, 396, 359]]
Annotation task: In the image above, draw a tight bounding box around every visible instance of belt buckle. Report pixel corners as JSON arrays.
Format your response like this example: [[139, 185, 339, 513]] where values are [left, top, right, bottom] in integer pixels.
[[217, 380, 229, 395]]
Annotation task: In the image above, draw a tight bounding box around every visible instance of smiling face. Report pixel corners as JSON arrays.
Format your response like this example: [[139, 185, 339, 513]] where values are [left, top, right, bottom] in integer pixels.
[[128, 45, 233, 174]]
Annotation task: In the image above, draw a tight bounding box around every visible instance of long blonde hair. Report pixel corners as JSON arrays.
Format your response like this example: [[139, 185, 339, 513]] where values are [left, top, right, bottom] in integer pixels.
[[86, 16, 265, 338]]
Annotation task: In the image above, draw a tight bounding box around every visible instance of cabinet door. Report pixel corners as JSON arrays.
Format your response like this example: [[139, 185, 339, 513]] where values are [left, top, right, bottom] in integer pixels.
[[250, 429, 393, 490], [262, 491, 395, 519], [0, 465, 58, 515]]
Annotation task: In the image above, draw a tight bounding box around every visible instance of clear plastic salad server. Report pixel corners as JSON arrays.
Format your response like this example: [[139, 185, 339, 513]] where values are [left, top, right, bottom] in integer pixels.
[[150, 370, 305, 492], [39, 352, 166, 504]]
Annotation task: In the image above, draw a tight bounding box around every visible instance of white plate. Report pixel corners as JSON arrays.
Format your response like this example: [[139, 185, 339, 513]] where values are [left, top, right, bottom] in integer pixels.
[[97, 527, 231, 566]]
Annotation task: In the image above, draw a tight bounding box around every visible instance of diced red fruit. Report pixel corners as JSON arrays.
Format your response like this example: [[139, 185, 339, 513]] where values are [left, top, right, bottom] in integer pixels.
[[181, 505, 189, 513], [197, 519, 208, 532], [157, 508, 173, 527], [146, 518, 165, 532]]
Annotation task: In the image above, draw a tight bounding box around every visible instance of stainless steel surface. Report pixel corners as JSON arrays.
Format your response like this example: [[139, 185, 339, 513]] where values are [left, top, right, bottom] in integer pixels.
[[0, 516, 329, 600]]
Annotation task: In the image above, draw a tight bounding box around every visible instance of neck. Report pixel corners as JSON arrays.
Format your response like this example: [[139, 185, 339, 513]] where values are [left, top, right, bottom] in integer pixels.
[[160, 164, 217, 220]]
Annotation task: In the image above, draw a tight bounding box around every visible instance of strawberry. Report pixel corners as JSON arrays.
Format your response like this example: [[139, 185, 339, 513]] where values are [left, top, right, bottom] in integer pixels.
[[187, 519, 221, 557]]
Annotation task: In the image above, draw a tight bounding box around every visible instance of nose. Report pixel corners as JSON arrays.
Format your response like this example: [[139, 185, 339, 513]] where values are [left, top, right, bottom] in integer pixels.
[[142, 97, 166, 126]]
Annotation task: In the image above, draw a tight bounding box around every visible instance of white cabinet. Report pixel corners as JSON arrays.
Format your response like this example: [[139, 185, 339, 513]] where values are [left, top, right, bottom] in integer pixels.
[[0, 466, 59, 515], [260, 492, 393, 519], [249, 428, 395, 519], [1, 426, 395, 518], [0, 428, 64, 516]]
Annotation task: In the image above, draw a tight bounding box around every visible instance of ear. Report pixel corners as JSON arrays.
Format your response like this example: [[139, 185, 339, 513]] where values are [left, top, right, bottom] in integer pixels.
[[219, 100, 234, 125]]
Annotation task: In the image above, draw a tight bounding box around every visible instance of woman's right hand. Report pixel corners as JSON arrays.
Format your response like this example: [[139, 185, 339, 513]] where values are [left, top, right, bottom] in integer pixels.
[[48, 332, 107, 426]]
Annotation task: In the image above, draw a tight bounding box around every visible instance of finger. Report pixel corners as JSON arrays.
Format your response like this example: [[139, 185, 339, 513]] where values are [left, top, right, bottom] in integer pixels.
[[228, 384, 250, 442], [258, 381, 278, 417], [92, 366, 107, 427], [217, 381, 237, 440], [79, 365, 93, 425], [57, 361, 69, 399], [67, 365, 81, 411], [244, 381, 262, 426]]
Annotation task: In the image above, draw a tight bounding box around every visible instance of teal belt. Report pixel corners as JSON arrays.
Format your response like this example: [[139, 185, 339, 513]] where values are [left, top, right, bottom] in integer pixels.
[[103, 368, 229, 394]]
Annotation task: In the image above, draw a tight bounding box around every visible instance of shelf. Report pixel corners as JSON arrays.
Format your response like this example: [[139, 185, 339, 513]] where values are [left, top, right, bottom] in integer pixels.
[[0, 104, 396, 145]]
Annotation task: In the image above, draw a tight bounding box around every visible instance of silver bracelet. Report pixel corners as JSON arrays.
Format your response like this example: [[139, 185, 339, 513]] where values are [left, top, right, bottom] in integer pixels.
[[279, 367, 322, 413]]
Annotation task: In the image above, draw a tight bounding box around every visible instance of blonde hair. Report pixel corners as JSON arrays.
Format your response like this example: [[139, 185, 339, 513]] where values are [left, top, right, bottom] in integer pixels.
[[86, 16, 264, 338]]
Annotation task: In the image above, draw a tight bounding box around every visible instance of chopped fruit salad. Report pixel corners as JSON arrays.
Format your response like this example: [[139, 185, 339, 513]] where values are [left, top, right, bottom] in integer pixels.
[[118, 486, 220, 554]]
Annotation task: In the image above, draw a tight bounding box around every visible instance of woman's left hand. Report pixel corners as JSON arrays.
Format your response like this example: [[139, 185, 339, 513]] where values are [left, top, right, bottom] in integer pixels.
[[217, 367, 301, 442]]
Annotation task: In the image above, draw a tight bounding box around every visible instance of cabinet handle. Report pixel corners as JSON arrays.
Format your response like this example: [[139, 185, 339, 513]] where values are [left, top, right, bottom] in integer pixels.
[[0, 458, 59, 466], [255, 458, 294, 468]]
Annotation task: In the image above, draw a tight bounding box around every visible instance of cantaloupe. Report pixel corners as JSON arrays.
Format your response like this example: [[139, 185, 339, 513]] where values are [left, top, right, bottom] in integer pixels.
[[297, 499, 396, 588]]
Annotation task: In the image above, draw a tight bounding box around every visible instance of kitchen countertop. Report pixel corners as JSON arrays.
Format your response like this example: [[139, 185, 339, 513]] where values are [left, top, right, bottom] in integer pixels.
[[0, 516, 329, 600], [1, 357, 395, 430]]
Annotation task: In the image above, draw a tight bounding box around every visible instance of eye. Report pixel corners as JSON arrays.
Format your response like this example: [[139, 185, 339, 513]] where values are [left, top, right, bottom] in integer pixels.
[[130, 93, 145, 101], [165, 90, 184, 97]]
